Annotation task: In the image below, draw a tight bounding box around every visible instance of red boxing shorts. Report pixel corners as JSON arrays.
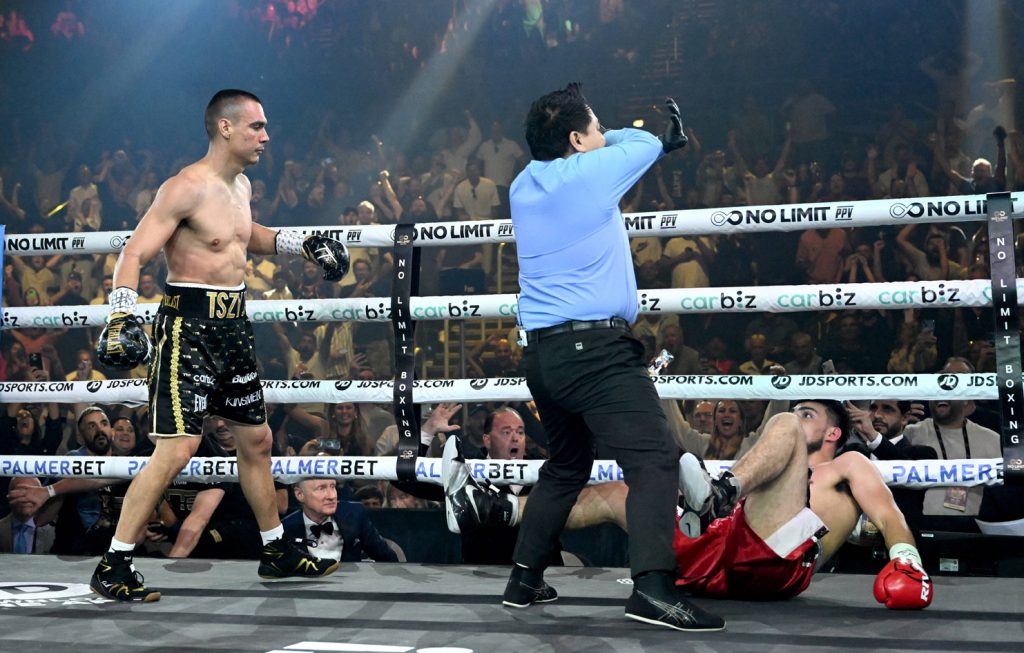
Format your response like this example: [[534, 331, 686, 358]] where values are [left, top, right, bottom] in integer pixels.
[[673, 499, 828, 600]]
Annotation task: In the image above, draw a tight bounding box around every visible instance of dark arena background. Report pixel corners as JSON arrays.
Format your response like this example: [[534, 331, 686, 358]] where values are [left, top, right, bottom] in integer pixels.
[[1, 1, 1023, 651]]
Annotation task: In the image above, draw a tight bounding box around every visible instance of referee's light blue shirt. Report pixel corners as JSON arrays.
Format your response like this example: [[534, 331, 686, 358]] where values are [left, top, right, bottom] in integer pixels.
[[510, 128, 663, 330]]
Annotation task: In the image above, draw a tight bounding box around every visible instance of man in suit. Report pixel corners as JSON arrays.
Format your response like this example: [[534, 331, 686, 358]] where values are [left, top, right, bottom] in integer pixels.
[[452, 407, 542, 565], [1, 477, 55, 554], [282, 478, 397, 563], [846, 399, 938, 460], [845, 398, 938, 530]]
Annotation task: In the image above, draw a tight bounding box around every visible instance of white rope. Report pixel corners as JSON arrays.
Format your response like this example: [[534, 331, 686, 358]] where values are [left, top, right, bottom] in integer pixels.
[[0, 454, 1003, 489], [4, 278, 1024, 329], [5, 192, 1021, 255], [0, 373, 1012, 405]]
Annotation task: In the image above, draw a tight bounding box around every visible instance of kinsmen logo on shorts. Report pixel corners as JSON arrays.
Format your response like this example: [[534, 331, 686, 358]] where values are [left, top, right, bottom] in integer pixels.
[[771, 376, 791, 390], [334, 380, 352, 391], [470, 379, 488, 390], [226, 391, 261, 408], [86, 381, 102, 393], [937, 374, 959, 391]]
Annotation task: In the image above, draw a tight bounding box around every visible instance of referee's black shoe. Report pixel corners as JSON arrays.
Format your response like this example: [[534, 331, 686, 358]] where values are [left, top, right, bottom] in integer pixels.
[[502, 565, 558, 608], [90, 551, 161, 602], [625, 572, 725, 632], [258, 537, 339, 579]]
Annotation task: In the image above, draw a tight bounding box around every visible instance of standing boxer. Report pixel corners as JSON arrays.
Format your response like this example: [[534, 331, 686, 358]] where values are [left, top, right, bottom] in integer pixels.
[[90, 89, 349, 602]]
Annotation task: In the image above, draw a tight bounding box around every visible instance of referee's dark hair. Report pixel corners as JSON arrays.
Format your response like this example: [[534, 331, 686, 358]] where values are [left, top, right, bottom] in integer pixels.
[[524, 82, 594, 161]]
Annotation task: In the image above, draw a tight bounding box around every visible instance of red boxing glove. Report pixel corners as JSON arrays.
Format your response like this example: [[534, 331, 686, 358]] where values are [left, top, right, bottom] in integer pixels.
[[873, 559, 933, 609]]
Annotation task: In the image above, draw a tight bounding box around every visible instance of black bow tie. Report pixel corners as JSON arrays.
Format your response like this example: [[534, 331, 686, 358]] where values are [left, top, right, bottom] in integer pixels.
[[310, 521, 334, 538]]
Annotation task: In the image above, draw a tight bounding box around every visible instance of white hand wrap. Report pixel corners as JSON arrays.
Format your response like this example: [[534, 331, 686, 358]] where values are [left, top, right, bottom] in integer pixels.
[[275, 229, 306, 257], [889, 543, 923, 567], [109, 287, 139, 317]]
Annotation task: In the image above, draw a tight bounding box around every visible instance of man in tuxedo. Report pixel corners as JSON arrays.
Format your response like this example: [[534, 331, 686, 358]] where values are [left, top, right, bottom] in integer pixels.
[[282, 478, 397, 563], [846, 399, 938, 460], [1, 477, 55, 554]]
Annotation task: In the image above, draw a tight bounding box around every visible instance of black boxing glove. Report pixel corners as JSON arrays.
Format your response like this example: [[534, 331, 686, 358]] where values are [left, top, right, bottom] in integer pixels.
[[994, 125, 1008, 142], [659, 97, 688, 154], [96, 288, 153, 368], [276, 231, 350, 282]]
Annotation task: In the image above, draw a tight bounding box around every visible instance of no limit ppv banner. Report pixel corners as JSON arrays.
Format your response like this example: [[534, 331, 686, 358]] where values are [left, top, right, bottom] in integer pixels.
[[6, 193, 1023, 255]]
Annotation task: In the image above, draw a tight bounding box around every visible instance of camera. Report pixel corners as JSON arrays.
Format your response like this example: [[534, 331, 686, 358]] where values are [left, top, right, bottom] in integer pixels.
[[319, 439, 342, 454], [29, 353, 44, 370]]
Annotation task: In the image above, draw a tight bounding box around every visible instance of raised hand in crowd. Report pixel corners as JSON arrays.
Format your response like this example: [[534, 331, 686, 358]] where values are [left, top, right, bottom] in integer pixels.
[[904, 402, 926, 425], [420, 402, 463, 445]]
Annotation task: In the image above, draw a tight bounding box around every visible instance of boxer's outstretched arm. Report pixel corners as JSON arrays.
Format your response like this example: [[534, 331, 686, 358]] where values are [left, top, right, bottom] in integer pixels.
[[836, 451, 915, 549]]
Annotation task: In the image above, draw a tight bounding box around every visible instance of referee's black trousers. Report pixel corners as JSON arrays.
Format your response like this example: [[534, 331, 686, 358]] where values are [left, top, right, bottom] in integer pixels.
[[512, 326, 680, 577]]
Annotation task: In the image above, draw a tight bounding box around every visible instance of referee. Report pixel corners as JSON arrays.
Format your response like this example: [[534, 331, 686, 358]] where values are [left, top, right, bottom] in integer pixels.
[[502, 83, 724, 632]]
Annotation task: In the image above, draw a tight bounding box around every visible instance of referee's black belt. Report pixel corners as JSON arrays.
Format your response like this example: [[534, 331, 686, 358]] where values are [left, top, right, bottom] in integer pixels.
[[525, 317, 630, 346]]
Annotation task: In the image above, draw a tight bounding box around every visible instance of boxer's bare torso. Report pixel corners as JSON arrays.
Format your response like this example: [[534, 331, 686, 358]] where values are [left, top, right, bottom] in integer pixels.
[[114, 97, 272, 290]]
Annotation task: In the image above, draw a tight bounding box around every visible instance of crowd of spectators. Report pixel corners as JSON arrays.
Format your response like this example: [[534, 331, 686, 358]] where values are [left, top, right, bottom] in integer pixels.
[[2, 2, 1024, 564]]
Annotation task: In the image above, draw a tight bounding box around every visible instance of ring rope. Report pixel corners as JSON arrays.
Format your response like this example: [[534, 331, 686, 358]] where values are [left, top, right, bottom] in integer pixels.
[[4, 278, 1023, 330], [4, 193, 1019, 483], [0, 454, 1004, 490], [0, 373, 1012, 404], [4, 192, 1021, 256]]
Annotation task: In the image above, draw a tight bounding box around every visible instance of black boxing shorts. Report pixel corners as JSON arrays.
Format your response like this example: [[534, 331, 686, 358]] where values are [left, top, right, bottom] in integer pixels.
[[148, 283, 266, 437]]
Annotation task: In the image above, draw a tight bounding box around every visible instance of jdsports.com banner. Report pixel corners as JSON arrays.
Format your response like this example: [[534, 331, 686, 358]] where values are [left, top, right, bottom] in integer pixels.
[[0, 374, 1015, 405]]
